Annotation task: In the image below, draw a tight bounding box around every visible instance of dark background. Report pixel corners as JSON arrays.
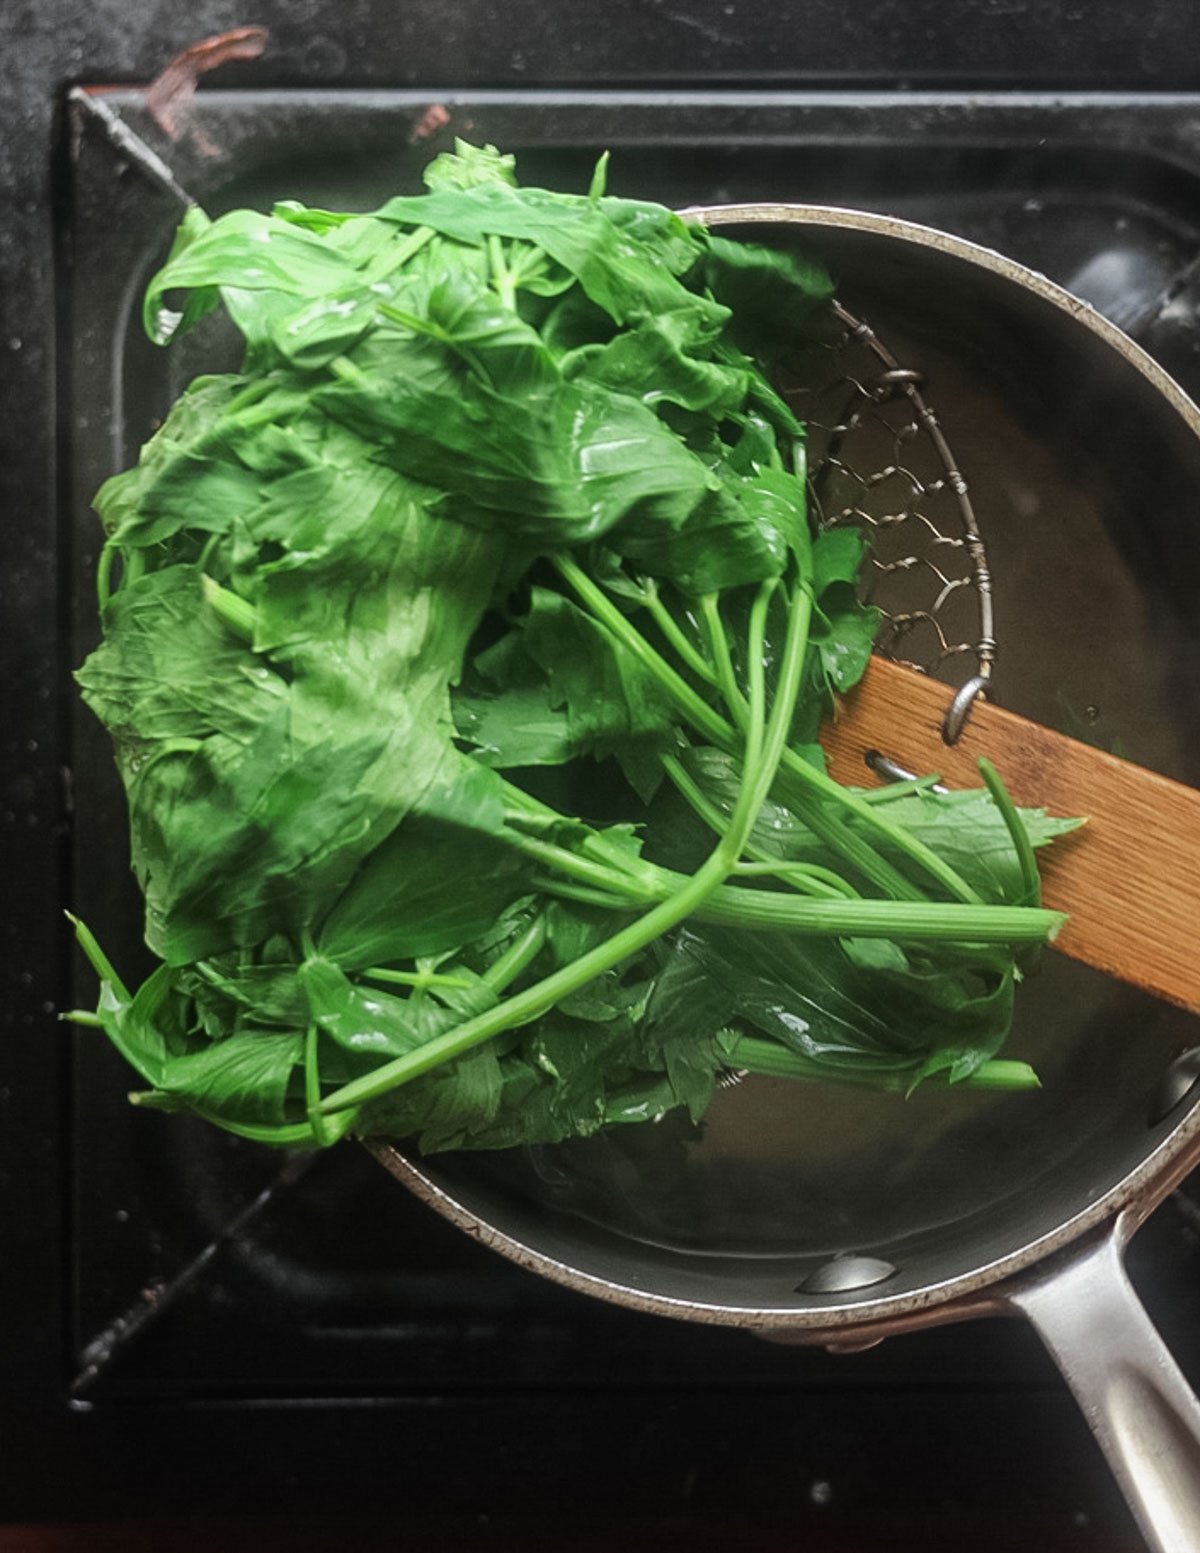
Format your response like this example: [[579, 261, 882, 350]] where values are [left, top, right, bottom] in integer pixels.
[[10, 3, 1200, 1548]]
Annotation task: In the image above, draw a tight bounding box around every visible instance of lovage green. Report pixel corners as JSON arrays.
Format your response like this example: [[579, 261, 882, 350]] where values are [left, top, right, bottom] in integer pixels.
[[73, 142, 1077, 1153]]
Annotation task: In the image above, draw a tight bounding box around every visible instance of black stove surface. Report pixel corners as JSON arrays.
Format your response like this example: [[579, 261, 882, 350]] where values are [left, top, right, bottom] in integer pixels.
[[11, 7, 1200, 1546]]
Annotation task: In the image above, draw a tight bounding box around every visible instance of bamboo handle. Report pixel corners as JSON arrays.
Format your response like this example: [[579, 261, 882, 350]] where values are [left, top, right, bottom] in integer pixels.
[[822, 656, 1200, 1014]]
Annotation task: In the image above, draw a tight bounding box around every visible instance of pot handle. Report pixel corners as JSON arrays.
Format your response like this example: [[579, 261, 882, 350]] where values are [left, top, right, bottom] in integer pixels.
[[1007, 1222, 1200, 1553]]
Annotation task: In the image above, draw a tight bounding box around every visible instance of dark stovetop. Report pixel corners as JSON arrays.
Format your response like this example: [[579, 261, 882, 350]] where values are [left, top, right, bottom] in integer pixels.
[[11, 7, 1200, 1547]]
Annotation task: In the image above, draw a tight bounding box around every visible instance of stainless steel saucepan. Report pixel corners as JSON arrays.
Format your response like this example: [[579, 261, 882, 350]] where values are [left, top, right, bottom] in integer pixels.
[[372, 206, 1200, 1553]]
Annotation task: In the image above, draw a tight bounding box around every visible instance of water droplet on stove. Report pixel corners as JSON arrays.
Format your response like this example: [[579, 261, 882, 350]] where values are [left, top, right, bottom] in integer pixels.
[[1085, 704, 1100, 722], [1023, 197, 1044, 214], [810, 1480, 833, 1506]]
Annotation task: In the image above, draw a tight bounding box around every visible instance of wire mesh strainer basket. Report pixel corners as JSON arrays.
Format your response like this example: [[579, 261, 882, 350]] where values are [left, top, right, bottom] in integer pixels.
[[786, 300, 995, 742]]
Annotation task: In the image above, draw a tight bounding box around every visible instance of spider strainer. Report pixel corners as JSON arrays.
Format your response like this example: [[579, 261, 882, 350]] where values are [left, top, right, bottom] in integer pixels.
[[790, 299, 995, 742]]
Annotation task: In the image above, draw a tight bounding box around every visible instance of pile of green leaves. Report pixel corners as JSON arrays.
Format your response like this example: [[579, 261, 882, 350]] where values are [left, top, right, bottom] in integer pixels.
[[72, 142, 1078, 1154]]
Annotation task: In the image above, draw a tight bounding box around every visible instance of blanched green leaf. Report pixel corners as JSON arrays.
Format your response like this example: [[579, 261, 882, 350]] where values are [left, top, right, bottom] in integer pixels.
[[424, 139, 519, 191], [96, 964, 305, 1126], [455, 587, 680, 798], [697, 231, 836, 358], [673, 923, 1014, 1086]]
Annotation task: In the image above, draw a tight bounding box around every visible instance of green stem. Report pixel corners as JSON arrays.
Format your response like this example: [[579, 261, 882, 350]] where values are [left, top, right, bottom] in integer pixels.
[[304, 1023, 332, 1147], [670, 630, 918, 903], [768, 767, 924, 902], [504, 830, 651, 901], [361, 967, 475, 991], [531, 876, 640, 912], [714, 580, 771, 864], [520, 865, 1059, 943], [61, 1010, 105, 1028], [728, 1035, 1040, 1093], [699, 592, 743, 718], [96, 541, 117, 612], [697, 889, 1060, 942], [641, 581, 717, 685], [202, 575, 257, 645], [483, 915, 548, 992], [731, 861, 860, 900], [501, 785, 661, 890], [366, 224, 435, 286], [857, 774, 945, 803], [487, 234, 517, 311], [698, 608, 976, 906], [320, 856, 747, 1116], [978, 757, 1041, 907], [127, 1084, 362, 1146]]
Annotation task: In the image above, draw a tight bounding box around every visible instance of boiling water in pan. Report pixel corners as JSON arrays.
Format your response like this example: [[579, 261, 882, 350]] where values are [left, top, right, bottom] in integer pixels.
[[465, 318, 1200, 1262]]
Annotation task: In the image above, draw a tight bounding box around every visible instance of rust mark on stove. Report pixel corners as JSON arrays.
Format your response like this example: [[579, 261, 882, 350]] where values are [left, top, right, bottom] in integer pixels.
[[145, 26, 269, 152], [410, 103, 452, 144]]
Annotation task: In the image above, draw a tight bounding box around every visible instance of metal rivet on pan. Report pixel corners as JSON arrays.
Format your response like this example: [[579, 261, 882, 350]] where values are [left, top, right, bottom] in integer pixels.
[[797, 1254, 898, 1295], [1150, 1045, 1200, 1126]]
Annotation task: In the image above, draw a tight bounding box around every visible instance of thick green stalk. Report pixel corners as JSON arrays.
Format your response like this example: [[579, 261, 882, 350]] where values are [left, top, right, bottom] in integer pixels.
[[519, 857, 1061, 941], [530, 876, 640, 912], [202, 575, 257, 645], [487, 233, 517, 311], [96, 541, 117, 612], [697, 587, 921, 902], [728, 1035, 1040, 1092], [694, 890, 1061, 942]]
